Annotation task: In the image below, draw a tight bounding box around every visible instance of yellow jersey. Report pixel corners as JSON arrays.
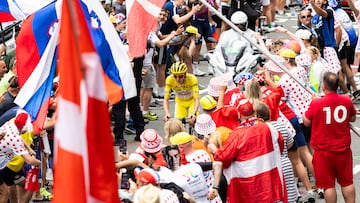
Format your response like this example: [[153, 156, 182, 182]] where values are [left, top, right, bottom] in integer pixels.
[[164, 73, 199, 101]]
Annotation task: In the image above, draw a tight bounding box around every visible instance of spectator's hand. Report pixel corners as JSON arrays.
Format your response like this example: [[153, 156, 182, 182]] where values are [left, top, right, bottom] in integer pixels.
[[29, 149, 36, 156], [163, 114, 171, 122], [119, 151, 129, 161], [175, 25, 184, 35], [208, 188, 218, 200], [189, 114, 196, 126], [275, 26, 287, 33]]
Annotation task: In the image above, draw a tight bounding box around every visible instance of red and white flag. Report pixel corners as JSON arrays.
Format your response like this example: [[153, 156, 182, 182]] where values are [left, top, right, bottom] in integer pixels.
[[52, 0, 119, 202], [126, 0, 166, 57]]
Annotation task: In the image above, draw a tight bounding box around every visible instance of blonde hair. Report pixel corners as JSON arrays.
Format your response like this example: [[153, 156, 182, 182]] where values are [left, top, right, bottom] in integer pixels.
[[307, 46, 321, 61], [244, 79, 262, 106], [164, 119, 185, 142]]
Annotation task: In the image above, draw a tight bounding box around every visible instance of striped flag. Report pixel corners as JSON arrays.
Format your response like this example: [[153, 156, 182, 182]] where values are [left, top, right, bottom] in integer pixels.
[[126, 0, 166, 57], [0, 0, 52, 22], [52, 0, 119, 202], [14, 0, 136, 132], [14, 1, 60, 133]]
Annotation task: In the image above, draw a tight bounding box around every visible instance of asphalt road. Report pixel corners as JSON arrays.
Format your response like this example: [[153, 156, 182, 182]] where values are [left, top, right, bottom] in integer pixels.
[[124, 12, 360, 203]]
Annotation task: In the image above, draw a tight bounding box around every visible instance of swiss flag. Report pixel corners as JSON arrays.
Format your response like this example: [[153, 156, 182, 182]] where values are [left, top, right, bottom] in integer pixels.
[[126, 0, 166, 57], [52, 0, 119, 202]]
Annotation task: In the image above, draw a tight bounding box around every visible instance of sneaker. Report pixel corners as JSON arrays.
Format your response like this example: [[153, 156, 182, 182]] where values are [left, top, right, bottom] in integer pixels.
[[40, 187, 53, 199], [143, 112, 158, 121], [155, 97, 164, 104], [194, 69, 206, 77], [352, 90, 360, 101], [296, 196, 305, 203], [125, 125, 136, 134], [150, 101, 159, 107], [317, 188, 324, 199], [306, 191, 315, 203], [265, 26, 276, 32]]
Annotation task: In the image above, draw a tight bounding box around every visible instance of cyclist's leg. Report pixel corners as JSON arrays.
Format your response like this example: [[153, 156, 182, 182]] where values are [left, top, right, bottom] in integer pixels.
[[174, 99, 191, 120]]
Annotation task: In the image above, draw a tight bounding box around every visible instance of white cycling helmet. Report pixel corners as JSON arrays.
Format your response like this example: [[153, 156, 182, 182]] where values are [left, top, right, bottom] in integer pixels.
[[230, 11, 248, 25]]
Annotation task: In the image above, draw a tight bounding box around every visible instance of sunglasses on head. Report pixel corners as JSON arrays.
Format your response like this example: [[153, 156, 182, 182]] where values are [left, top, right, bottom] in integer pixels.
[[301, 15, 312, 19], [174, 74, 185, 79]]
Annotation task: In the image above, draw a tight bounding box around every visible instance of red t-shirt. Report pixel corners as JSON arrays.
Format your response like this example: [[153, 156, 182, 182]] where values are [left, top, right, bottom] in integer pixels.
[[305, 93, 356, 152]]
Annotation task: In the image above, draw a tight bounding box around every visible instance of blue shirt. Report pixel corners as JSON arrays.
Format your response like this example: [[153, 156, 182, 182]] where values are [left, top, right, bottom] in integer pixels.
[[312, 8, 337, 48]]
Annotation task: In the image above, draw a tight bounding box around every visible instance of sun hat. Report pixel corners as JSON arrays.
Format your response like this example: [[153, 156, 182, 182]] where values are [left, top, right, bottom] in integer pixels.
[[14, 113, 29, 131], [140, 129, 163, 153], [234, 72, 253, 85], [264, 55, 285, 73], [207, 78, 221, 97], [236, 99, 254, 116], [207, 74, 236, 97], [295, 29, 312, 40], [134, 184, 161, 203], [220, 73, 236, 90], [194, 114, 216, 135], [134, 168, 160, 185], [200, 95, 217, 111], [169, 132, 192, 145]]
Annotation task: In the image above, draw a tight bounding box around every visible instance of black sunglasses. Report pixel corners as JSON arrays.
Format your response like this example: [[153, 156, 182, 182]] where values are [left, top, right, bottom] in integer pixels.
[[301, 15, 312, 19]]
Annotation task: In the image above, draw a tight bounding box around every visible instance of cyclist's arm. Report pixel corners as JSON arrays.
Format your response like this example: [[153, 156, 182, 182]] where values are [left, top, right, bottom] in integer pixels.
[[164, 77, 173, 119], [191, 77, 200, 115]]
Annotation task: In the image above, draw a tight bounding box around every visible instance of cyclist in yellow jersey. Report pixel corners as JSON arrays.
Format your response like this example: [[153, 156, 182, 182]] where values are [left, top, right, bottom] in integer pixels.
[[163, 62, 200, 123]]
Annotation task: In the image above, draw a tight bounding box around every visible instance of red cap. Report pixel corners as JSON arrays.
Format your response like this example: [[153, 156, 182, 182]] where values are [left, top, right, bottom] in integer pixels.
[[134, 168, 160, 185], [236, 99, 254, 116], [15, 113, 28, 130]]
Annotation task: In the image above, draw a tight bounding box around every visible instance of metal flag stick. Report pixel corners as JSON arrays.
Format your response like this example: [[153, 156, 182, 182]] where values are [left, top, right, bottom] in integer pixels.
[[198, 0, 360, 137]]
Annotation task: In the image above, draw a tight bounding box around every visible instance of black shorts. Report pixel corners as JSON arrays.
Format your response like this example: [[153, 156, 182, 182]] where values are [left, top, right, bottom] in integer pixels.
[[153, 46, 168, 65], [347, 45, 355, 65], [191, 19, 213, 44], [0, 167, 25, 186], [338, 44, 349, 60], [211, 15, 222, 28]]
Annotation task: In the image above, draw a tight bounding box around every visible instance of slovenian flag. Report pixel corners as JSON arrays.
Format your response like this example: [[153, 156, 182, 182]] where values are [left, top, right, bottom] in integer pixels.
[[14, 0, 136, 131], [0, 0, 53, 22]]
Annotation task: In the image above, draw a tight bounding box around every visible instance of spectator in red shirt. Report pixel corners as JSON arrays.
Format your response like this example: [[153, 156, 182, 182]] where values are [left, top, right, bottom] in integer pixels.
[[303, 72, 356, 203]]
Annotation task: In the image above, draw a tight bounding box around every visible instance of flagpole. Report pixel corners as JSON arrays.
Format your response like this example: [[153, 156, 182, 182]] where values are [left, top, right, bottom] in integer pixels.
[[198, 0, 360, 136], [0, 23, 6, 56], [63, 0, 86, 76]]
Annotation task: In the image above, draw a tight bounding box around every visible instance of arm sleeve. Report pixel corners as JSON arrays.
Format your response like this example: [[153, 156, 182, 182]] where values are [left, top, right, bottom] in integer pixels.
[[164, 77, 173, 99], [214, 130, 242, 169], [192, 76, 200, 99]]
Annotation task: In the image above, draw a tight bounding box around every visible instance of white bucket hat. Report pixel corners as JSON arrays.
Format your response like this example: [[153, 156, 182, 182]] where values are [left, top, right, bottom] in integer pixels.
[[194, 114, 216, 135]]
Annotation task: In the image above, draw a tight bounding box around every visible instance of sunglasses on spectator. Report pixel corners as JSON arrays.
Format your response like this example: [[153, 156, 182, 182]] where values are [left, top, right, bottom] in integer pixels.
[[301, 15, 312, 19], [174, 74, 185, 79]]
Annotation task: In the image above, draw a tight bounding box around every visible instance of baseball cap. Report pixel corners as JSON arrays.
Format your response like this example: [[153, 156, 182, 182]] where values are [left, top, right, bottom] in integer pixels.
[[134, 168, 160, 185], [236, 99, 254, 116], [169, 132, 192, 145]]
